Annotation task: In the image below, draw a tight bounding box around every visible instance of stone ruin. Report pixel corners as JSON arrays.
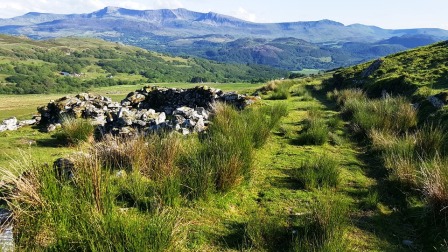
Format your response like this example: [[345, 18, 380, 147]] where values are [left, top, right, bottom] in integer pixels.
[[0, 117, 37, 133], [37, 86, 259, 135]]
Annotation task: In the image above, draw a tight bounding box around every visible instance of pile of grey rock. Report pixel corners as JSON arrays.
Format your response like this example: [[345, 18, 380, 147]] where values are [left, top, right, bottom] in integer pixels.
[[0, 117, 37, 133], [38, 86, 257, 135]]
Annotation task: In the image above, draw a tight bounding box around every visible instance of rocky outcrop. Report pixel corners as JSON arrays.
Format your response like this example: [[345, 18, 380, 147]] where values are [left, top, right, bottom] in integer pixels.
[[428, 95, 445, 109], [361, 59, 383, 78], [38, 86, 258, 135]]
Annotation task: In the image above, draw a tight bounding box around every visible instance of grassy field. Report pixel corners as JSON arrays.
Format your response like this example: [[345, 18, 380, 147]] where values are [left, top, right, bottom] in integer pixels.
[[292, 69, 322, 75]]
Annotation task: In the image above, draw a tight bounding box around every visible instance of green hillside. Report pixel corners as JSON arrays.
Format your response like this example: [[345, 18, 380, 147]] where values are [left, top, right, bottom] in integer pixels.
[[330, 40, 448, 98], [0, 35, 287, 94]]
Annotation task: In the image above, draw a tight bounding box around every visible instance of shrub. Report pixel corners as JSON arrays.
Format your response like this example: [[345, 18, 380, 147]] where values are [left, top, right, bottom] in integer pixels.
[[292, 155, 340, 190], [55, 116, 95, 145]]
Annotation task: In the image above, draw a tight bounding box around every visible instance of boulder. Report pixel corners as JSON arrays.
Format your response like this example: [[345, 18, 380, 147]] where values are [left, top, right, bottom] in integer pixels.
[[2, 118, 18, 131], [53, 158, 75, 181]]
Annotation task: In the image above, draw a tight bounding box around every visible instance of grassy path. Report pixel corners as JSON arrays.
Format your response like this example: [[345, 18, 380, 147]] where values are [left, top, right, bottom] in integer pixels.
[[187, 83, 413, 251]]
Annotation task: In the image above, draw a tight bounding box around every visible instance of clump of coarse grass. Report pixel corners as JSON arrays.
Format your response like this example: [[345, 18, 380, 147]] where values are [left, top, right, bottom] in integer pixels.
[[291, 155, 340, 190], [263, 80, 281, 92], [370, 129, 419, 186], [178, 140, 214, 200], [328, 88, 365, 106], [354, 97, 417, 134], [298, 117, 329, 145], [0, 148, 187, 251], [420, 155, 448, 218], [327, 114, 344, 130], [179, 102, 288, 199], [415, 123, 447, 158], [291, 85, 313, 101], [55, 116, 95, 145], [204, 103, 253, 191], [94, 133, 182, 181], [244, 211, 290, 251], [328, 132, 344, 146], [267, 80, 296, 100], [292, 193, 348, 251], [265, 102, 289, 128], [269, 87, 290, 100]]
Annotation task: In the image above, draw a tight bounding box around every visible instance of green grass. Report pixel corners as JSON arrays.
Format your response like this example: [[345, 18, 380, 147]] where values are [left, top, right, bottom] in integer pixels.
[[291, 154, 340, 190], [298, 117, 330, 145], [328, 41, 448, 97]]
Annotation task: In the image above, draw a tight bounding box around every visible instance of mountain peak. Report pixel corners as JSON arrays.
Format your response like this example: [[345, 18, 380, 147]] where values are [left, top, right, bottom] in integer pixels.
[[103, 6, 121, 13], [23, 12, 44, 16]]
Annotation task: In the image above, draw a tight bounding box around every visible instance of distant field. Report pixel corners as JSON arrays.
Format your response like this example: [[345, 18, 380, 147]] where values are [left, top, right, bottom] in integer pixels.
[[0, 82, 263, 121], [293, 69, 322, 75]]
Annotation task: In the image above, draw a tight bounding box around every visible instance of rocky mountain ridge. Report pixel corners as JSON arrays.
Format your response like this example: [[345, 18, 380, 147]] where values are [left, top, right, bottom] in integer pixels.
[[1, 7, 448, 70]]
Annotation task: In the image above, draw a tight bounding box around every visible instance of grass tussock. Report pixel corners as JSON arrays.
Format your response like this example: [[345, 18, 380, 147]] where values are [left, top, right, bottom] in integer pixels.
[[0, 153, 186, 251], [263, 79, 297, 100], [95, 133, 182, 180], [420, 155, 448, 218], [298, 117, 329, 145], [55, 116, 95, 145], [182, 102, 288, 198], [292, 193, 348, 251], [415, 123, 447, 158], [244, 211, 290, 251], [292, 154, 340, 190], [291, 85, 313, 101], [327, 88, 365, 106]]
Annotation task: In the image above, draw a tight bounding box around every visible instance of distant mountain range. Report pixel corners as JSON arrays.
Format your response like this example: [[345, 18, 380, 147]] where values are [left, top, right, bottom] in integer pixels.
[[1, 6, 448, 70]]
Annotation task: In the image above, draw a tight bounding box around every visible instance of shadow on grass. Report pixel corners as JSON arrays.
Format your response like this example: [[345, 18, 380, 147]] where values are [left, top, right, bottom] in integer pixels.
[[217, 221, 246, 251], [269, 169, 302, 190], [36, 136, 66, 148]]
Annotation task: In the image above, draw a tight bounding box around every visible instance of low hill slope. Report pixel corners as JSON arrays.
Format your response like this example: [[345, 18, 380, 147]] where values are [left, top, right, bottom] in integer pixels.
[[330, 41, 448, 98], [0, 34, 287, 94]]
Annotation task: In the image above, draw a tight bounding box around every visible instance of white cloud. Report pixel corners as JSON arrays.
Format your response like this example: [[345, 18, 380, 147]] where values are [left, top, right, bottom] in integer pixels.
[[233, 7, 256, 22]]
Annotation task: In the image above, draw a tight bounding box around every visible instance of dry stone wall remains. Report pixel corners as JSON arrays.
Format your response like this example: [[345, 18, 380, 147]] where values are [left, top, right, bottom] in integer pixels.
[[37, 86, 258, 135]]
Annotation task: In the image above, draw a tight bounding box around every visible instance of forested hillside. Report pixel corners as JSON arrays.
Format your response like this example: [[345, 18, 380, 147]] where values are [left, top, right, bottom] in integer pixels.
[[0, 35, 287, 94]]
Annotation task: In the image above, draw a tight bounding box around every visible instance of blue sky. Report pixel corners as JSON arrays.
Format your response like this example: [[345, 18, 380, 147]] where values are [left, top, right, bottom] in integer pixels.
[[0, 0, 446, 29]]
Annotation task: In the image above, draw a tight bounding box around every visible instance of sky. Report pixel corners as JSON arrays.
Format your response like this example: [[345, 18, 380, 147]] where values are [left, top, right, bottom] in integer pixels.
[[0, 0, 446, 29]]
